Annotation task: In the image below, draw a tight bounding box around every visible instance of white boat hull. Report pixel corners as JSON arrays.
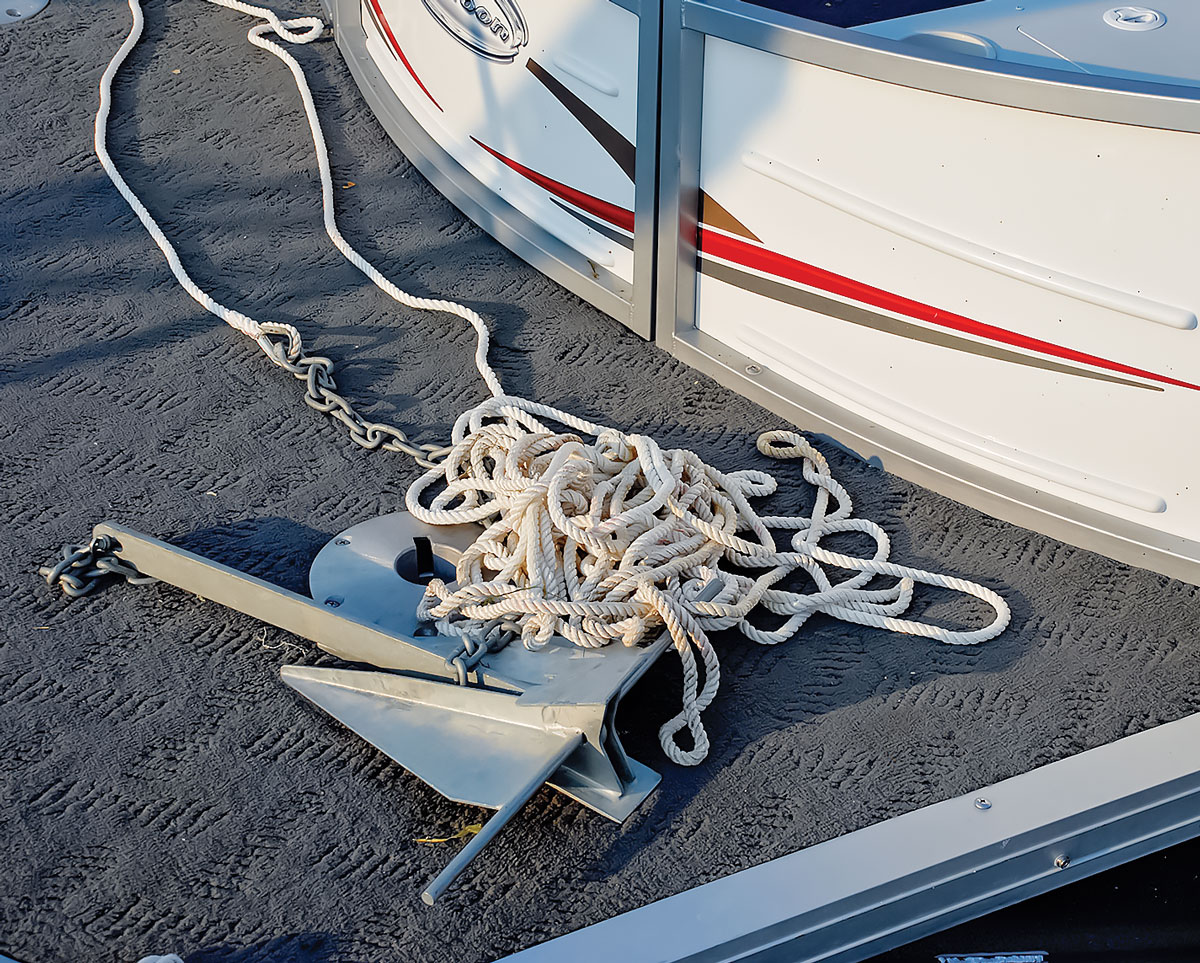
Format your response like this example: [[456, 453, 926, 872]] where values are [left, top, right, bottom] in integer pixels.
[[325, 0, 1200, 583]]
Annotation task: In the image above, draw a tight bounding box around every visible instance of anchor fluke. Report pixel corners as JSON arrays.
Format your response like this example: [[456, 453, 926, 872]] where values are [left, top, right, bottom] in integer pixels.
[[280, 665, 583, 809], [281, 664, 585, 902]]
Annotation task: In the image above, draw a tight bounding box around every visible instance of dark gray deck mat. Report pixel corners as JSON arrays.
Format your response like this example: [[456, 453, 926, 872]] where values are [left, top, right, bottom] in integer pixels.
[[4, 3, 1200, 962]]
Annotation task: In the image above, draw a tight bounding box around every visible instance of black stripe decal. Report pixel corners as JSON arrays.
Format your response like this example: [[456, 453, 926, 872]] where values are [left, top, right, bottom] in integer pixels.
[[549, 197, 633, 248], [700, 257, 1160, 392], [526, 59, 637, 182]]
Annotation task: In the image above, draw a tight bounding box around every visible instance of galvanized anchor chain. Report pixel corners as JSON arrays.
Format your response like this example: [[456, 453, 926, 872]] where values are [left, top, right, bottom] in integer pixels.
[[256, 323, 452, 471], [37, 323, 453, 600], [442, 621, 519, 685], [39, 535, 157, 598]]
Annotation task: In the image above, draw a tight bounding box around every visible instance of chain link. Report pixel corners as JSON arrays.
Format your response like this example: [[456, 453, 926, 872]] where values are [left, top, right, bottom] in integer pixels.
[[442, 621, 519, 685], [40, 535, 157, 598], [40, 328, 452, 599], [256, 322, 452, 471]]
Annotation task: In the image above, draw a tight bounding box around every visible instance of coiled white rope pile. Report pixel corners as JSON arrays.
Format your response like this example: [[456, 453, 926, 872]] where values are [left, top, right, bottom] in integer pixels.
[[96, 0, 1010, 765]]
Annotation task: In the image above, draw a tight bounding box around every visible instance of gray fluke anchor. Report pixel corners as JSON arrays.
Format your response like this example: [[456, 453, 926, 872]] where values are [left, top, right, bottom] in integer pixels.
[[89, 512, 685, 903]]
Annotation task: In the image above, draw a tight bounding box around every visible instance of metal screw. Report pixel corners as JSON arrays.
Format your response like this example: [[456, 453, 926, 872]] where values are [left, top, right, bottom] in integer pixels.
[[745, 364, 763, 376], [1054, 855, 1070, 869], [974, 797, 992, 810], [324, 597, 341, 608], [335, 538, 350, 546]]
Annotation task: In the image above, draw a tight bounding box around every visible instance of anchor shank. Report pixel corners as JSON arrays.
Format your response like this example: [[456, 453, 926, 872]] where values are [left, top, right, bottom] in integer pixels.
[[92, 522, 491, 685]]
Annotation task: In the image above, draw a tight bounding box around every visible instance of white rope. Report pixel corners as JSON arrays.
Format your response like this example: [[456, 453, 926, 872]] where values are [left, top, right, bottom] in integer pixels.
[[96, 0, 1011, 766], [96, 0, 270, 341], [404, 403, 1009, 764], [98, 0, 503, 394]]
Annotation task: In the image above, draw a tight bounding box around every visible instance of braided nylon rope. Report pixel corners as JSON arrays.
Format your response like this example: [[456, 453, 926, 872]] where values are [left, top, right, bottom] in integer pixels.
[[405, 398, 1009, 764], [96, 0, 1010, 766]]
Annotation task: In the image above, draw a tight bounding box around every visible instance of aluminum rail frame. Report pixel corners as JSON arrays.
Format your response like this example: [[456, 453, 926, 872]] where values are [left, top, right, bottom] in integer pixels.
[[500, 708, 1200, 963], [323, 0, 663, 338], [611, 1, 1200, 957], [653, 0, 1200, 587]]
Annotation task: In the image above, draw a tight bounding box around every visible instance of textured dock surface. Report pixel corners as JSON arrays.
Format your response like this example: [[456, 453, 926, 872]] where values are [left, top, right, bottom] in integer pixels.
[[4, 3, 1200, 962]]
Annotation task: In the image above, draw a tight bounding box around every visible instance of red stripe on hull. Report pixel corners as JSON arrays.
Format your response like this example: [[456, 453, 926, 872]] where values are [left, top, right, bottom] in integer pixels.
[[471, 138, 635, 234], [365, 0, 442, 112], [447, 143, 1194, 394], [700, 229, 1200, 394]]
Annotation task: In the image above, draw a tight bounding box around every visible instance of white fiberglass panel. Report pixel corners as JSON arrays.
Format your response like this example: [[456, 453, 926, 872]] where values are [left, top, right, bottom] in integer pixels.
[[362, 0, 638, 281], [696, 36, 1200, 539]]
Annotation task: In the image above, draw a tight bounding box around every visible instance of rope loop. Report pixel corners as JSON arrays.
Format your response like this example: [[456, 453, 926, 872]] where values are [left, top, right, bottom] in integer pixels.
[[256, 321, 303, 363]]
